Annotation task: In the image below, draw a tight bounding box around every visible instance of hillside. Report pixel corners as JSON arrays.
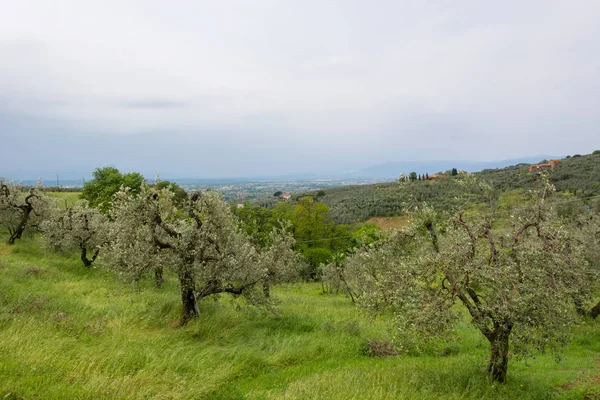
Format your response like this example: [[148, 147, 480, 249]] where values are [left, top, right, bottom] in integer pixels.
[[293, 151, 600, 224], [1, 234, 599, 399]]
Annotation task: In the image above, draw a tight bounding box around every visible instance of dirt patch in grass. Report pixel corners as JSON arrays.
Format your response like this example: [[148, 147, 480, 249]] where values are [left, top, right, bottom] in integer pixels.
[[368, 215, 411, 230], [362, 339, 399, 357], [0, 243, 13, 256], [9, 296, 51, 314]]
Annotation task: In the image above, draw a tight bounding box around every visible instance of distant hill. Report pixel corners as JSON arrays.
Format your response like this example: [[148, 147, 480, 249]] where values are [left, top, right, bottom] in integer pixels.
[[293, 151, 600, 224], [349, 156, 559, 179]]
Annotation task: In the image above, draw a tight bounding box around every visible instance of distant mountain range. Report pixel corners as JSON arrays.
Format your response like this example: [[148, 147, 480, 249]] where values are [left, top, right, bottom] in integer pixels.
[[4, 156, 559, 183], [347, 156, 559, 179]]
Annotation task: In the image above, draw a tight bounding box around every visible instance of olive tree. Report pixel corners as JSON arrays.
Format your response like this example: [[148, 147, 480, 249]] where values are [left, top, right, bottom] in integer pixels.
[[41, 200, 109, 267], [569, 210, 600, 318], [105, 184, 299, 324], [346, 182, 590, 382], [0, 179, 53, 244]]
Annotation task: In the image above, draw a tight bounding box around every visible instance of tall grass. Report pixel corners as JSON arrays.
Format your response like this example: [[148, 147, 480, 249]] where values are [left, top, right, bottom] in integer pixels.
[[0, 234, 598, 399]]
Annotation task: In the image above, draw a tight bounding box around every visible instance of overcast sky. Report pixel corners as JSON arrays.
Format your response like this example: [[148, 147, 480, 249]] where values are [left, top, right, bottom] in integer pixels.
[[1, 1, 599, 179]]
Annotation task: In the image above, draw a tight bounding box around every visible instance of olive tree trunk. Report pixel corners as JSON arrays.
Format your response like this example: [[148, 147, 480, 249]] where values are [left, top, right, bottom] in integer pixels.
[[263, 283, 271, 298], [154, 267, 164, 289], [178, 269, 199, 324], [8, 207, 32, 245], [487, 326, 512, 383], [80, 247, 99, 267], [590, 301, 600, 319]]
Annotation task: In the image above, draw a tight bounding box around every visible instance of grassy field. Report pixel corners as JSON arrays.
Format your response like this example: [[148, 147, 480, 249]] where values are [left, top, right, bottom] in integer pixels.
[[47, 191, 81, 208], [0, 233, 599, 399]]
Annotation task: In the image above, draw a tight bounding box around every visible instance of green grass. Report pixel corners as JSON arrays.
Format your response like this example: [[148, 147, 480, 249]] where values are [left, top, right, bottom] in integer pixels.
[[0, 234, 599, 399], [47, 191, 81, 208]]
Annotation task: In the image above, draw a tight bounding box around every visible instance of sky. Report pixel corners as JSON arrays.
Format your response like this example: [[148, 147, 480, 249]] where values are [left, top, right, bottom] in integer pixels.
[[1, 1, 599, 179]]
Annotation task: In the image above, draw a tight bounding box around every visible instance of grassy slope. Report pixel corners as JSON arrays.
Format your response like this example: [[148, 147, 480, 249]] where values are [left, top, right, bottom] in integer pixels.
[[0, 234, 599, 399]]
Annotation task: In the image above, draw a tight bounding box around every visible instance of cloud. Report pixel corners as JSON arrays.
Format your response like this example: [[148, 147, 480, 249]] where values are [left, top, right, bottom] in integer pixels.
[[118, 99, 189, 109], [0, 0, 599, 177]]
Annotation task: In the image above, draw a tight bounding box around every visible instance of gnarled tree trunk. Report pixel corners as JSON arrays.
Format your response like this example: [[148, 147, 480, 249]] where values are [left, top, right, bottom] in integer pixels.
[[154, 266, 164, 289], [80, 246, 99, 267], [487, 326, 512, 383], [590, 301, 600, 319], [8, 207, 32, 245], [573, 295, 589, 316], [178, 269, 199, 324]]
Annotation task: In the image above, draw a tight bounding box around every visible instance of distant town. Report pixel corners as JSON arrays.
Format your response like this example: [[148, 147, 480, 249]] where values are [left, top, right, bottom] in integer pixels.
[[31, 177, 393, 202]]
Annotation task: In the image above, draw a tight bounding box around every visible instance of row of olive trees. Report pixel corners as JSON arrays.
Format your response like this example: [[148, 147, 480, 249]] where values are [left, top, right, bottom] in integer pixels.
[[1, 175, 301, 325], [324, 177, 600, 382], [42, 183, 300, 324], [103, 184, 300, 323]]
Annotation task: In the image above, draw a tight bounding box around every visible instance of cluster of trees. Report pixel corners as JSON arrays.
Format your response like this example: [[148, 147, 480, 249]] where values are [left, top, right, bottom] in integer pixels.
[[295, 178, 469, 224], [478, 151, 600, 197], [398, 168, 458, 183], [235, 196, 380, 279], [2, 168, 301, 325]]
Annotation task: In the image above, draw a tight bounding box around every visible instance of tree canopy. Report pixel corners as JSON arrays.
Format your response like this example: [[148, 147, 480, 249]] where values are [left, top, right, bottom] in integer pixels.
[[42, 200, 109, 267], [344, 178, 593, 382], [0, 179, 53, 244], [105, 184, 300, 324], [81, 167, 145, 213]]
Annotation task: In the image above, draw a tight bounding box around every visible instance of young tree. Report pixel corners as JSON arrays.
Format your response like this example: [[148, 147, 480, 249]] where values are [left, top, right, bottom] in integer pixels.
[[235, 203, 277, 248], [257, 226, 301, 297], [0, 179, 53, 244], [293, 196, 336, 278], [41, 200, 109, 267], [81, 167, 145, 213], [409, 172, 417, 182], [346, 181, 590, 382], [105, 184, 299, 324]]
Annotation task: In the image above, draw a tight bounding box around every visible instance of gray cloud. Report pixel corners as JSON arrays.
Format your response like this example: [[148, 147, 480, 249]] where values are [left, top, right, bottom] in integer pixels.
[[118, 99, 189, 109], [1, 0, 599, 178]]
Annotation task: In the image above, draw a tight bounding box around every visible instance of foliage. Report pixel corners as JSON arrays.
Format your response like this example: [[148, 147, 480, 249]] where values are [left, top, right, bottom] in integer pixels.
[[153, 180, 188, 206], [235, 202, 280, 248], [0, 179, 53, 244], [345, 178, 593, 382], [479, 152, 600, 197], [562, 202, 600, 318], [81, 167, 145, 213], [41, 200, 109, 267], [236, 197, 381, 280], [104, 184, 300, 323]]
